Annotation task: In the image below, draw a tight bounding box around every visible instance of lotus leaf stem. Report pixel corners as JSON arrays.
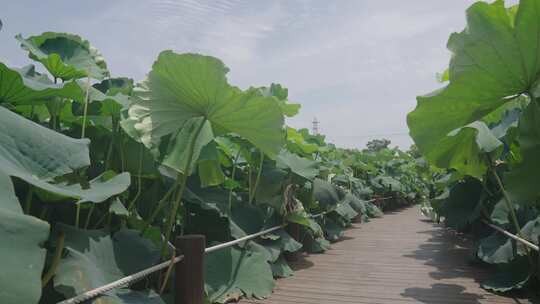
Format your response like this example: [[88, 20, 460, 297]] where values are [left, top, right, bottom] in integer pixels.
[[161, 118, 206, 257], [84, 203, 95, 229], [228, 148, 242, 213], [41, 231, 65, 287], [128, 144, 144, 212], [24, 187, 33, 214], [249, 150, 264, 205], [140, 180, 179, 234], [80, 75, 91, 139], [75, 204, 81, 228]]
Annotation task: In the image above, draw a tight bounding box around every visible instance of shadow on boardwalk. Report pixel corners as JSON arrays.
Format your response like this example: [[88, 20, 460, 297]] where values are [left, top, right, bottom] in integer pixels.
[[402, 283, 486, 304], [401, 218, 536, 304], [242, 206, 536, 304]]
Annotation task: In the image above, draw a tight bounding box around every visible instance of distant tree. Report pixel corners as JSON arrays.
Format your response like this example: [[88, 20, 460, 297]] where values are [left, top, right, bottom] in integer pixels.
[[366, 138, 391, 152]]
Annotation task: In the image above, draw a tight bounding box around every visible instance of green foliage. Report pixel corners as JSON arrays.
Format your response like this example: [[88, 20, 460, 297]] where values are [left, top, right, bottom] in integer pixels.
[[123, 51, 284, 170], [17, 32, 109, 81], [365, 138, 391, 152], [410, 0, 540, 294], [0, 174, 50, 304], [54, 225, 161, 303], [506, 100, 540, 202], [0, 63, 82, 104], [205, 246, 274, 303], [408, 0, 540, 178]]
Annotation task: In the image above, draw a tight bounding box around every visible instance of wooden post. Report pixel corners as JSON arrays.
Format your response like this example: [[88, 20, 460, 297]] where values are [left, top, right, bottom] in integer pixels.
[[285, 223, 301, 261], [175, 235, 205, 304]]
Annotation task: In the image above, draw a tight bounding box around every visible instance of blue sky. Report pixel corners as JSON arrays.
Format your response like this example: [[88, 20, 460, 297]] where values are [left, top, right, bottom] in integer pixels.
[[1, 0, 488, 148]]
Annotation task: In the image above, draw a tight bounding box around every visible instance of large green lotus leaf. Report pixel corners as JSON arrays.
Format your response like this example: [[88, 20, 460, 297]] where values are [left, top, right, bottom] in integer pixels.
[[67, 84, 130, 119], [35, 171, 131, 204], [516, 216, 540, 255], [276, 149, 319, 180], [0, 63, 82, 105], [365, 201, 383, 218], [270, 256, 294, 278], [0, 104, 91, 303], [485, 99, 524, 138], [160, 117, 214, 175], [332, 174, 359, 188], [17, 32, 109, 81], [94, 77, 134, 96], [313, 178, 345, 208], [370, 175, 403, 192], [254, 166, 288, 202], [481, 256, 531, 292], [490, 198, 512, 225], [334, 202, 358, 221], [438, 179, 483, 230], [407, 0, 540, 176], [109, 198, 129, 217], [214, 136, 242, 162], [285, 211, 323, 236], [119, 137, 159, 178], [246, 241, 280, 263], [506, 101, 540, 202], [0, 172, 50, 304], [477, 233, 515, 264], [270, 230, 302, 253], [0, 106, 94, 194], [205, 246, 275, 303], [352, 181, 374, 198], [183, 199, 230, 242], [345, 193, 368, 215], [185, 181, 232, 215], [257, 83, 300, 117], [104, 290, 166, 304], [429, 121, 503, 178], [93, 91, 131, 117], [304, 235, 331, 253], [197, 141, 225, 187], [254, 230, 302, 262], [286, 127, 319, 155], [124, 51, 284, 174], [54, 225, 160, 303], [324, 218, 344, 242], [229, 204, 267, 238]]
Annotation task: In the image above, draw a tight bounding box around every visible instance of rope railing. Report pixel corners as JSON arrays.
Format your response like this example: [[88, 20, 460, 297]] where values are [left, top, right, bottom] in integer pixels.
[[57, 255, 185, 304], [58, 194, 389, 304], [205, 224, 286, 254], [57, 224, 286, 304], [481, 219, 539, 252]]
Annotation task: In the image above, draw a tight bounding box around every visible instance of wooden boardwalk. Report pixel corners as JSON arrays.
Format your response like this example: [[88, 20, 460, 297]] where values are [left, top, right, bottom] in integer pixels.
[[242, 206, 534, 304]]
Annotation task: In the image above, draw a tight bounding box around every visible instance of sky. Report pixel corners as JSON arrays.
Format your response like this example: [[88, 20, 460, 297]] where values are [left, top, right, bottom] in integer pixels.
[[1, 0, 485, 149]]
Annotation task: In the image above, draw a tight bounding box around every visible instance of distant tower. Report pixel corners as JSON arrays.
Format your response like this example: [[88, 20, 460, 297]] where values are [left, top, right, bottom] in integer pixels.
[[312, 117, 319, 135]]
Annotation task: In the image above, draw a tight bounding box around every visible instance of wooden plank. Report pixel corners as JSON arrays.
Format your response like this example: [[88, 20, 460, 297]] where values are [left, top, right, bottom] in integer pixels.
[[239, 206, 535, 304]]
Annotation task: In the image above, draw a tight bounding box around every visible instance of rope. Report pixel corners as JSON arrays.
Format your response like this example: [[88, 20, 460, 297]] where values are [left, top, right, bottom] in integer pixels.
[[57, 224, 286, 304], [205, 224, 286, 253], [57, 255, 185, 304], [481, 219, 539, 252]]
